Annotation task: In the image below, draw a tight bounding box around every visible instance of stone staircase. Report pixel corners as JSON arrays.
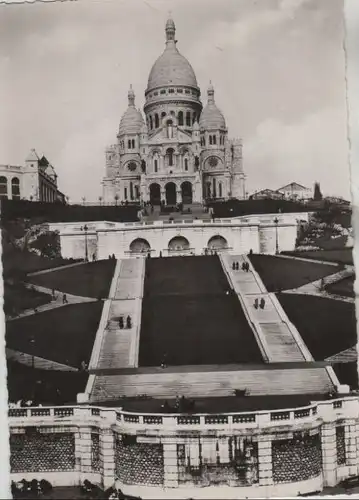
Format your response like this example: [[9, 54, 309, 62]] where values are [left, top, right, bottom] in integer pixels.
[[90, 365, 335, 401], [221, 254, 312, 363], [95, 258, 145, 370]]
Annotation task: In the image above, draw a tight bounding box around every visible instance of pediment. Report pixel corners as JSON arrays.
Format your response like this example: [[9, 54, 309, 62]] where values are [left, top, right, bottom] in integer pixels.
[[147, 127, 192, 146]]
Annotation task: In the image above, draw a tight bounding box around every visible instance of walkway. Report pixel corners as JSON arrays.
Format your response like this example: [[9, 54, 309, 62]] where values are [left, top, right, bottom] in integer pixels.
[[92, 258, 145, 371], [6, 283, 95, 322], [221, 254, 312, 363], [284, 267, 355, 304]]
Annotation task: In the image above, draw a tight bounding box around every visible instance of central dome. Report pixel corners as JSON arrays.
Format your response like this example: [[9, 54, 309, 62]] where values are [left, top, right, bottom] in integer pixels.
[[147, 18, 198, 91]]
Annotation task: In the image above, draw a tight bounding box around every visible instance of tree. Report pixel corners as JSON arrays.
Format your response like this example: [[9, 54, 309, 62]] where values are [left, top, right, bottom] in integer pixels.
[[114, 194, 119, 206], [313, 182, 323, 201]]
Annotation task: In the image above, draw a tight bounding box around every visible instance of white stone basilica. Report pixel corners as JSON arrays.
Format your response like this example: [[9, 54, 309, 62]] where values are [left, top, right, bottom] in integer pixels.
[[102, 17, 246, 205]]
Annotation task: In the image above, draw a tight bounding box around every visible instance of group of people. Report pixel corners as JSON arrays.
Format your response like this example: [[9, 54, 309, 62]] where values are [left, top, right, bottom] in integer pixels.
[[118, 315, 132, 329], [11, 479, 52, 498], [108, 254, 116, 260], [254, 297, 266, 310], [232, 261, 250, 272], [160, 395, 196, 413]]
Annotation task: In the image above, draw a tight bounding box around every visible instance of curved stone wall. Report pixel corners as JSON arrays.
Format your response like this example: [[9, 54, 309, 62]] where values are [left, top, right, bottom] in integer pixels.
[[8, 397, 359, 498]]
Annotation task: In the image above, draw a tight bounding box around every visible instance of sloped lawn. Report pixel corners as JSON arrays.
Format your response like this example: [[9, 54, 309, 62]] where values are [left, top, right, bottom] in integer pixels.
[[277, 293, 357, 360], [6, 301, 104, 368], [4, 283, 51, 316], [28, 259, 116, 298], [249, 254, 338, 291]]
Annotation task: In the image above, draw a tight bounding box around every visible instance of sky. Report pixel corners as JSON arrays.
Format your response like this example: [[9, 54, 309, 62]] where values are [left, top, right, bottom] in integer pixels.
[[0, 0, 350, 202]]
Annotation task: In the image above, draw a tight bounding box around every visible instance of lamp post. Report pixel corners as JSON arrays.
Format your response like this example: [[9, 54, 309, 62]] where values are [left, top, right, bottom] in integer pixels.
[[81, 224, 89, 262], [274, 217, 279, 255]]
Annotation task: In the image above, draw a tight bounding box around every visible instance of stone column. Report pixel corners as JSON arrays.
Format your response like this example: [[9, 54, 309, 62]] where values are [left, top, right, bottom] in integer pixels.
[[177, 189, 182, 204], [257, 437, 273, 487], [101, 429, 116, 489], [75, 426, 93, 478], [345, 419, 359, 475], [162, 440, 179, 488], [321, 423, 337, 487]]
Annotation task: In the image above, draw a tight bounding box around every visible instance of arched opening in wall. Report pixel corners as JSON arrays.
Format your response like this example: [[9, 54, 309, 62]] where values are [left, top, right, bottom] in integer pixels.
[[149, 116, 153, 130], [130, 182, 134, 200], [207, 235, 228, 250], [168, 236, 190, 252], [165, 182, 177, 206], [184, 158, 188, 171], [192, 112, 196, 124], [167, 120, 173, 139], [209, 136, 213, 145], [181, 181, 192, 204], [154, 158, 158, 173], [155, 114, 159, 128], [178, 111, 184, 126], [186, 112, 191, 127], [0, 176, 8, 199], [218, 182, 223, 198], [131, 139, 135, 149], [128, 139, 131, 149], [166, 148, 175, 167], [129, 238, 151, 254], [149, 183, 161, 205]]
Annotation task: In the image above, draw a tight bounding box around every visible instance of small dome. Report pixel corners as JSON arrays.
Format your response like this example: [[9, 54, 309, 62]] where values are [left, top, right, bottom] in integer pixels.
[[118, 86, 144, 136], [199, 82, 226, 130], [147, 18, 198, 90]]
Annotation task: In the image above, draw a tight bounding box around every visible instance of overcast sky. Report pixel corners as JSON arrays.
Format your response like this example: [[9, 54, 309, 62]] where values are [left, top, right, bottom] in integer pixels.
[[0, 0, 350, 201]]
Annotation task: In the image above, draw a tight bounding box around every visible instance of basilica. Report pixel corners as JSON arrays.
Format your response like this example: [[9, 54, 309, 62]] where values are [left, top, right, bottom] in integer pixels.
[[102, 17, 246, 205]]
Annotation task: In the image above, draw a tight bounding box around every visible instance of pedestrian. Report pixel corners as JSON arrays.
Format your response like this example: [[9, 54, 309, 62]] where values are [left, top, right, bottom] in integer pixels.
[[62, 293, 68, 304], [254, 298, 258, 309], [260, 298, 265, 309], [51, 288, 56, 300], [119, 317, 124, 329], [232, 262, 236, 270], [126, 315, 132, 329], [236, 262, 239, 271]]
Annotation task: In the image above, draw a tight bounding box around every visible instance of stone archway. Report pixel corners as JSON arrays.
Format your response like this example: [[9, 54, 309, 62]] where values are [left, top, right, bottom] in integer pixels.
[[168, 236, 190, 252], [129, 238, 151, 254], [181, 181, 193, 204], [165, 182, 177, 206], [149, 183, 161, 205], [208, 235, 228, 250]]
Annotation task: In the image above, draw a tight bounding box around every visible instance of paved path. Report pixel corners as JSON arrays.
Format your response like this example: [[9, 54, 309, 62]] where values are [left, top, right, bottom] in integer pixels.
[[6, 282, 95, 322], [284, 267, 355, 304]]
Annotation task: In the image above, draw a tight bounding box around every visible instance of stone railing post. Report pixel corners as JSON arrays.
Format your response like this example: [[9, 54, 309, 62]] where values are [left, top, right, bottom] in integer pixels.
[[162, 438, 179, 488], [345, 418, 359, 474], [257, 437, 273, 488], [101, 428, 116, 489], [321, 422, 337, 487], [75, 426, 93, 479]]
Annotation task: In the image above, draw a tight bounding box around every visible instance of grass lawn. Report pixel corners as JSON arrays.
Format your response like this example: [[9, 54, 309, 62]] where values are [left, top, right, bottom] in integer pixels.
[[4, 283, 51, 315], [283, 248, 353, 266], [6, 301, 104, 368], [28, 259, 116, 298], [326, 275, 355, 298], [277, 293, 357, 360], [248, 254, 338, 291], [139, 256, 262, 366], [2, 246, 77, 279], [7, 360, 88, 405]]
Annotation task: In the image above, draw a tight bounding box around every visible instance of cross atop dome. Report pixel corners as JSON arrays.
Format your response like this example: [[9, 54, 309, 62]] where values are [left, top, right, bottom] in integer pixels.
[[165, 14, 176, 43]]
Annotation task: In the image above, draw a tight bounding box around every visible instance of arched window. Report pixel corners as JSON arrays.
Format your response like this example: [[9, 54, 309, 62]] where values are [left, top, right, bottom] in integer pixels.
[[186, 112, 191, 127], [184, 158, 188, 171], [135, 185, 140, 199], [154, 159, 158, 173], [161, 111, 166, 120], [149, 116, 153, 130], [130, 182, 134, 200], [166, 148, 174, 167], [213, 135, 217, 145], [178, 111, 184, 126], [218, 182, 222, 198], [124, 187, 128, 200], [128, 139, 131, 149], [155, 114, 159, 128], [192, 112, 196, 124], [209, 136, 213, 145], [0, 176, 8, 199], [132, 139, 135, 149], [11, 177, 20, 200]]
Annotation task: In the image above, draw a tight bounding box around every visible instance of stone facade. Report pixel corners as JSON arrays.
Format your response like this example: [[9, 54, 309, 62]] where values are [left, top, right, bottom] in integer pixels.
[[49, 212, 308, 261], [102, 18, 245, 205], [8, 397, 359, 498], [0, 149, 65, 202]]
